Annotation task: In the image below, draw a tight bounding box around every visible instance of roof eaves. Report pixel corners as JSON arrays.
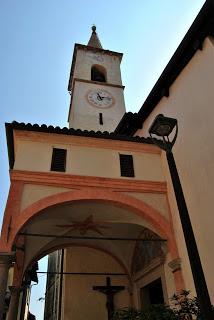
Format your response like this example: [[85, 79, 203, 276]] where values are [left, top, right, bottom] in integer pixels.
[[138, 0, 214, 122], [5, 123, 15, 169], [114, 112, 143, 135], [116, 0, 214, 135]]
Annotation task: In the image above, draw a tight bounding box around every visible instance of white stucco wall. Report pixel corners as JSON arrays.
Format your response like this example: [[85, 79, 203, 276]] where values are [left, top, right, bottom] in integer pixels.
[[136, 36, 214, 300], [125, 192, 169, 219], [21, 185, 71, 210]]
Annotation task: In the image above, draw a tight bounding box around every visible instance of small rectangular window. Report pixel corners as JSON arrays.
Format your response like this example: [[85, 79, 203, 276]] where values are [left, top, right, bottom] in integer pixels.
[[99, 113, 103, 125], [119, 154, 134, 177], [51, 148, 67, 172]]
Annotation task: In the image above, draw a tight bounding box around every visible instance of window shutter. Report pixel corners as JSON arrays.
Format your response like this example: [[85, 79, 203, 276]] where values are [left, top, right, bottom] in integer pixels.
[[51, 148, 67, 172], [119, 154, 134, 177]]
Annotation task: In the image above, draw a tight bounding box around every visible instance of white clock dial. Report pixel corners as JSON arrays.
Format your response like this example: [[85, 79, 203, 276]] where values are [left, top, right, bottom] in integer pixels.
[[87, 89, 115, 108]]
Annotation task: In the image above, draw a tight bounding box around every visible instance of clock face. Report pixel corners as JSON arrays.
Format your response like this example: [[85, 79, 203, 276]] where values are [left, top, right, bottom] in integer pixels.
[[87, 89, 115, 108]]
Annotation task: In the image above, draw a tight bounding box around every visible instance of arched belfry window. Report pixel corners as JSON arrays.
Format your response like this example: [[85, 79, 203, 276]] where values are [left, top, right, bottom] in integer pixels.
[[91, 64, 106, 82]]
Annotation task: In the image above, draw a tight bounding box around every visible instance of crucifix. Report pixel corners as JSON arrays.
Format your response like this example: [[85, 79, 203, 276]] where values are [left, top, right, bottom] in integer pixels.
[[93, 276, 125, 320]]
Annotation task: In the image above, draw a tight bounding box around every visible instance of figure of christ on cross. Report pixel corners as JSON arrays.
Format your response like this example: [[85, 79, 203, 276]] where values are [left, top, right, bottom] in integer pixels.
[[93, 276, 125, 320]]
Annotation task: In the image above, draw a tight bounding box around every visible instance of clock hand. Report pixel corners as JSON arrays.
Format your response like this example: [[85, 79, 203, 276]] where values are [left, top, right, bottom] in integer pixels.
[[97, 93, 103, 101], [101, 96, 111, 100]]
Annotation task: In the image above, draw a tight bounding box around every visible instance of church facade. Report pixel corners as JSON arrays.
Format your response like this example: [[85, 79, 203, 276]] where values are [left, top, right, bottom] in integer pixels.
[[0, 1, 214, 320]]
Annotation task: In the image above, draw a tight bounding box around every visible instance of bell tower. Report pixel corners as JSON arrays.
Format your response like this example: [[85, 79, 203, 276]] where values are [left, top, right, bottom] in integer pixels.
[[67, 26, 126, 132]]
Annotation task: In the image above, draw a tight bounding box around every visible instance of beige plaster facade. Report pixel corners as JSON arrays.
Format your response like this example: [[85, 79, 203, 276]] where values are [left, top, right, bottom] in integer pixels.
[[136, 36, 214, 300], [13, 132, 164, 182], [0, 125, 182, 319], [62, 247, 130, 320]]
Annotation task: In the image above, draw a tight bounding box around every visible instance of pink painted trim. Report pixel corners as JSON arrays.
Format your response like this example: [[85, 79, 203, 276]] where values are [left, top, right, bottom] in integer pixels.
[[0, 181, 24, 251], [6, 189, 176, 254], [1, 188, 180, 291], [10, 170, 167, 193]]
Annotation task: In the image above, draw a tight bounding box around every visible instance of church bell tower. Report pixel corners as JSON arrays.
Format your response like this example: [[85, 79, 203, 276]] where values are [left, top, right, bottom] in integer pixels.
[[68, 26, 126, 132]]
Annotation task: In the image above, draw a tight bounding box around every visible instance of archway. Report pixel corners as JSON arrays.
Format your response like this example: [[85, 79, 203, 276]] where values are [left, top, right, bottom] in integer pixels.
[[5, 189, 177, 255], [1, 189, 183, 320], [28, 245, 132, 320]]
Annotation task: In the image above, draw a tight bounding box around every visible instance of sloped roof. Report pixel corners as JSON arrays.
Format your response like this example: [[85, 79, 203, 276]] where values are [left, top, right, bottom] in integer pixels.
[[115, 0, 214, 135], [87, 25, 103, 49]]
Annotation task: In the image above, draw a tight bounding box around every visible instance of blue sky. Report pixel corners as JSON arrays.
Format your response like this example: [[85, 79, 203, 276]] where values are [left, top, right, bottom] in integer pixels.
[[0, 0, 206, 319]]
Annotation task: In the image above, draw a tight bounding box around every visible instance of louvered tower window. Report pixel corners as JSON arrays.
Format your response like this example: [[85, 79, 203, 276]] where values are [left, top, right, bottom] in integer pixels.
[[51, 148, 67, 172], [119, 154, 135, 177]]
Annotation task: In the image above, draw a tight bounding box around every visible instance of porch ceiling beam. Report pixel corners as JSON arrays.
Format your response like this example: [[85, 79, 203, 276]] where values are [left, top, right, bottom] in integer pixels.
[[19, 232, 167, 242], [37, 271, 127, 276]]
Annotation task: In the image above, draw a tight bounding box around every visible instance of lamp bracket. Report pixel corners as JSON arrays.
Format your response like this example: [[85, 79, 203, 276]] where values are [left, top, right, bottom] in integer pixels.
[[150, 123, 178, 152]]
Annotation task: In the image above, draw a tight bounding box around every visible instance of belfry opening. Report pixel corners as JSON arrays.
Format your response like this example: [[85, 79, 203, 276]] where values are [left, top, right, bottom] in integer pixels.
[[91, 65, 106, 82]]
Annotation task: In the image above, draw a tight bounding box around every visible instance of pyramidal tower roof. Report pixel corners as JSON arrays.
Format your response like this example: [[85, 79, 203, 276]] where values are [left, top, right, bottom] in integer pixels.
[[87, 25, 103, 49]]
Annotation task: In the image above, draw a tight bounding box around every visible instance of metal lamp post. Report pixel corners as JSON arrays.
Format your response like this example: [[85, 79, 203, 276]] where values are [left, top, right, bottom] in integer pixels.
[[149, 114, 213, 320]]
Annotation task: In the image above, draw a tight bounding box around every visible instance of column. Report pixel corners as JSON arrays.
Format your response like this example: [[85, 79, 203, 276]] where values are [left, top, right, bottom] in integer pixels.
[[7, 287, 21, 320], [168, 258, 185, 293], [0, 253, 14, 320]]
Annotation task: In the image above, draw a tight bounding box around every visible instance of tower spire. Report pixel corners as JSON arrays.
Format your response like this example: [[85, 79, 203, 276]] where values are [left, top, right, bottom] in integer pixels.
[[87, 25, 103, 49]]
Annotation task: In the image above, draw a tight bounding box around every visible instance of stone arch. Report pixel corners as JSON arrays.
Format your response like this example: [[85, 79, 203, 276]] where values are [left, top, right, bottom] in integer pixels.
[[6, 189, 178, 259], [26, 243, 131, 280], [13, 242, 132, 288]]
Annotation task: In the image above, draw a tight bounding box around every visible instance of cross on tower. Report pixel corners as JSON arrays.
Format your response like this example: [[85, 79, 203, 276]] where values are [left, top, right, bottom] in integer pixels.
[[93, 276, 125, 320]]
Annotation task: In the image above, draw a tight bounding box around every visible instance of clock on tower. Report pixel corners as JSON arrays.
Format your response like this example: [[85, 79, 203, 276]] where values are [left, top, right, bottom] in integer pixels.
[[67, 26, 126, 132], [86, 89, 115, 108]]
